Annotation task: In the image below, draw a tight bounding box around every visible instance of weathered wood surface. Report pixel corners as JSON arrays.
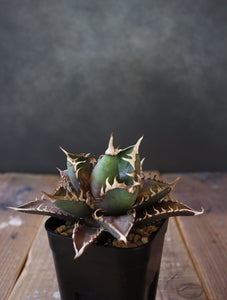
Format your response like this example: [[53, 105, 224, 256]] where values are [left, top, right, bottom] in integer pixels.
[[8, 217, 59, 300], [0, 172, 226, 300], [157, 218, 206, 300], [0, 173, 58, 300], [164, 172, 227, 300]]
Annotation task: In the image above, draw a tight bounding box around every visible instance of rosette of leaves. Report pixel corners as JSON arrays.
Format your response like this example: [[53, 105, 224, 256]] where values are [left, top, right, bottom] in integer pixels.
[[11, 135, 203, 259]]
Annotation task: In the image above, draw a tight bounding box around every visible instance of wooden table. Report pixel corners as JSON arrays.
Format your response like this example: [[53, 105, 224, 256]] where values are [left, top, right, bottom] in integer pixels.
[[0, 172, 226, 300]]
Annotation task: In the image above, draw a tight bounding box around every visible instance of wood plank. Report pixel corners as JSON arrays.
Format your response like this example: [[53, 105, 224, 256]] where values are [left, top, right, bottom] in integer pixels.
[[156, 218, 206, 300], [164, 172, 227, 300], [0, 173, 58, 300], [8, 217, 59, 300]]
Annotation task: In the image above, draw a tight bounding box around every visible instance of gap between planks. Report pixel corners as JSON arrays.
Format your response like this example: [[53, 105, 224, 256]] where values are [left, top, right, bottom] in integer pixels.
[[157, 217, 206, 300], [175, 217, 209, 300], [166, 172, 227, 300]]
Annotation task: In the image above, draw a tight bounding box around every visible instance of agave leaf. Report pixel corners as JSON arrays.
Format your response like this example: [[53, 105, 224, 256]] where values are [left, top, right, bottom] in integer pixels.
[[54, 185, 68, 197], [138, 177, 172, 196], [94, 210, 135, 242], [50, 178, 69, 198], [135, 199, 204, 225], [44, 186, 95, 218], [60, 147, 93, 193], [68, 154, 93, 193], [73, 223, 103, 259], [104, 133, 119, 155], [9, 198, 75, 220], [56, 168, 76, 194], [90, 155, 119, 198], [53, 200, 92, 218], [135, 177, 181, 211], [135, 187, 171, 211], [67, 161, 81, 192], [91, 135, 143, 197], [117, 136, 143, 185], [76, 159, 93, 193], [97, 186, 139, 215], [117, 148, 137, 185], [117, 152, 134, 185]]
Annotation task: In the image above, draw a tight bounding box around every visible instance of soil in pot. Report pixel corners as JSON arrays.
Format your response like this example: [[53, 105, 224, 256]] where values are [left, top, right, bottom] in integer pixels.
[[54, 221, 161, 248]]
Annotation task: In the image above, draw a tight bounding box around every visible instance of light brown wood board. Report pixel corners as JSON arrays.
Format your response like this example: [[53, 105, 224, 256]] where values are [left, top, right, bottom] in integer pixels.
[[157, 218, 206, 300], [8, 217, 59, 300], [0, 173, 58, 300], [164, 172, 227, 300]]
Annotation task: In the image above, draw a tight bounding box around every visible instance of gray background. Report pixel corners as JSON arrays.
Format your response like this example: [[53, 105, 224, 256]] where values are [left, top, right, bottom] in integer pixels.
[[0, 0, 226, 173]]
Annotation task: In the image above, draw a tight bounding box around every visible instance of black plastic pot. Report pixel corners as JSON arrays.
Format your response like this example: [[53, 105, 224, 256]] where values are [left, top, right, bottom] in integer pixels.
[[45, 217, 168, 300]]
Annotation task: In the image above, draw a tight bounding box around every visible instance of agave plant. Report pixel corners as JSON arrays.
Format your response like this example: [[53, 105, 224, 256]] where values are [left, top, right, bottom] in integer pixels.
[[11, 135, 203, 259]]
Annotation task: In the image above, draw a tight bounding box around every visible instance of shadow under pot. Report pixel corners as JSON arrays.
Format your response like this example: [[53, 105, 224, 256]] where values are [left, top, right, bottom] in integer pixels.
[[45, 217, 168, 300]]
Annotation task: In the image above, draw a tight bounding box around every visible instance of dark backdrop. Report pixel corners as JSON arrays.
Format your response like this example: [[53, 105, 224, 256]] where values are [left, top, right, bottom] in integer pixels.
[[0, 1, 227, 173]]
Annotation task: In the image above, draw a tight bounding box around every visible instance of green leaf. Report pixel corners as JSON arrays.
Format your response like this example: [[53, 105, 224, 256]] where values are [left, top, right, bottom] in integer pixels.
[[67, 161, 81, 192], [117, 138, 142, 184], [117, 147, 135, 185], [98, 188, 139, 215], [90, 155, 119, 198], [60, 147, 93, 193], [135, 187, 171, 211], [54, 200, 92, 218], [135, 177, 180, 210]]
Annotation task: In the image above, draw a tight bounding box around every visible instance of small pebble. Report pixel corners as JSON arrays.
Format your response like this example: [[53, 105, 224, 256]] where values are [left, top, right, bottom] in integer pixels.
[[65, 229, 73, 235], [141, 237, 149, 244], [54, 225, 67, 234], [136, 228, 144, 235], [133, 234, 141, 243], [136, 240, 143, 246], [60, 232, 68, 236], [127, 233, 134, 242]]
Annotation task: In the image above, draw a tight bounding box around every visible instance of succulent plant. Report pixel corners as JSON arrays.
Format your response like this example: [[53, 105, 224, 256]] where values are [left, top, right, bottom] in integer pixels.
[[11, 135, 203, 259]]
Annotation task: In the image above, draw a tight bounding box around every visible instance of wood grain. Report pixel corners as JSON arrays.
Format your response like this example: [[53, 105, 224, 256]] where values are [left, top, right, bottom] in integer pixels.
[[165, 173, 227, 300], [0, 173, 58, 300], [8, 217, 59, 300], [157, 218, 206, 300]]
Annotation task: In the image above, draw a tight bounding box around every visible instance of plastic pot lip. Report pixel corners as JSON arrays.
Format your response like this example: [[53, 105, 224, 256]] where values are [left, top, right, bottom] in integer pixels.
[[45, 216, 167, 251]]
